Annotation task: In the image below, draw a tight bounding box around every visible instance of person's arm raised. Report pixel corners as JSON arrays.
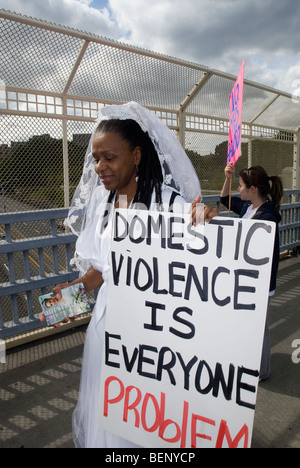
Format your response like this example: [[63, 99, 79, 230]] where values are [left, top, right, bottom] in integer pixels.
[[220, 163, 235, 198]]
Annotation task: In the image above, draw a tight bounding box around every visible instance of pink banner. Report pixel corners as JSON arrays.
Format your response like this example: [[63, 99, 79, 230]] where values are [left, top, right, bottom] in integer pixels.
[[227, 60, 245, 165]]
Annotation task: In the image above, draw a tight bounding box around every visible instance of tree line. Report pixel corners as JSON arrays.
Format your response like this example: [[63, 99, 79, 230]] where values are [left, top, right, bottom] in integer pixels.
[[0, 135, 292, 208]]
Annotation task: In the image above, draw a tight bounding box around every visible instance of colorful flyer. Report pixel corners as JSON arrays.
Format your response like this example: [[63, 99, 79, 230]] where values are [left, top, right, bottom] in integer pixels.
[[227, 60, 245, 165], [39, 283, 91, 326]]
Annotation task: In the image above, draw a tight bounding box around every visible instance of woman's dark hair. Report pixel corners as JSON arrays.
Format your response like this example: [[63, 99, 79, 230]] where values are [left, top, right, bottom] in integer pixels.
[[95, 118, 163, 209], [239, 166, 283, 212]]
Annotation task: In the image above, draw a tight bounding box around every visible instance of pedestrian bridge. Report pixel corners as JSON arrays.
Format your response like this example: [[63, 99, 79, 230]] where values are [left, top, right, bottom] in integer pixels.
[[0, 253, 299, 448], [0, 191, 299, 341]]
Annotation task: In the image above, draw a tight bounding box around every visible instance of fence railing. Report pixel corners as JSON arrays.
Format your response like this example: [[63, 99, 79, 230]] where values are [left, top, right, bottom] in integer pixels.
[[279, 190, 300, 251], [0, 208, 78, 339], [204, 190, 300, 252], [0, 190, 299, 340]]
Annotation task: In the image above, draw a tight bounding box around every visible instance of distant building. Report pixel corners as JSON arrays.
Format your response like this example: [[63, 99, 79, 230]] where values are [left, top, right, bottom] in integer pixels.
[[72, 134, 91, 147]]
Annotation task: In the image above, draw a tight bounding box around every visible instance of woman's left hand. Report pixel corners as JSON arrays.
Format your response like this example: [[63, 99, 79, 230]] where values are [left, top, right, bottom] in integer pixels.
[[190, 195, 219, 226]]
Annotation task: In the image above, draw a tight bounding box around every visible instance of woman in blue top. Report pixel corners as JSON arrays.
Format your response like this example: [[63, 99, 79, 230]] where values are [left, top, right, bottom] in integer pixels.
[[221, 163, 283, 381]]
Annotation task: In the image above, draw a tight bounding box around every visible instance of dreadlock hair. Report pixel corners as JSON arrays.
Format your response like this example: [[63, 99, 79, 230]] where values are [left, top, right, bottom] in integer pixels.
[[95, 118, 163, 208], [239, 166, 283, 212], [95, 119, 164, 231]]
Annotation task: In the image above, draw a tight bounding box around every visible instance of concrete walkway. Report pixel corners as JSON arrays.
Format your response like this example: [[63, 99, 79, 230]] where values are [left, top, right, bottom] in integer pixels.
[[252, 255, 300, 448], [0, 255, 299, 449]]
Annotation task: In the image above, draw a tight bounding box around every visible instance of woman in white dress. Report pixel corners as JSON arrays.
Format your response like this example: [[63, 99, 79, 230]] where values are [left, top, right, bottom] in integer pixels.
[[47, 102, 207, 448]]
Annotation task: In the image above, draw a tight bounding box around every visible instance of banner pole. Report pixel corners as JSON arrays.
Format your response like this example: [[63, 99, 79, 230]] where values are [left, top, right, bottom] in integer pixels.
[[228, 175, 232, 218]]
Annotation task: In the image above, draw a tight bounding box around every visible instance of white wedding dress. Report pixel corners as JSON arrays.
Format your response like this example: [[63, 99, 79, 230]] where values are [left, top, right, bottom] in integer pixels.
[[72, 187, 188, 448]]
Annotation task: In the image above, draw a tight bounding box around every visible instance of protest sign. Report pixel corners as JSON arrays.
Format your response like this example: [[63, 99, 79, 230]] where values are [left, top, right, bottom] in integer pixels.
[[227, 60, 245, 165], [99, 209, 275, 448]]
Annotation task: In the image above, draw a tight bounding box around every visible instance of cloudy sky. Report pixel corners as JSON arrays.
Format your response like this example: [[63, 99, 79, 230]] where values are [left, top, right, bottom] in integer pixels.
[[0, 0, 299, 94]]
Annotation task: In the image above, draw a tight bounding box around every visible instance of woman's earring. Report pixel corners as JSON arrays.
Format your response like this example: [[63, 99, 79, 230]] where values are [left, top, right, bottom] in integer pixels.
[[135, 166, 139, 183]]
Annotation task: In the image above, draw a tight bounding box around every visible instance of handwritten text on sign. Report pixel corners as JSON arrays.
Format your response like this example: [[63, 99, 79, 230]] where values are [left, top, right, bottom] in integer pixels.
[[227, 60, 245, 165], [99, 210, 275, 448]]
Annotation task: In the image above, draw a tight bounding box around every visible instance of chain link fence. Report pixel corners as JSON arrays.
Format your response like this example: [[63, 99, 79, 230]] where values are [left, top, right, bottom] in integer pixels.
[[0, 10, 299, 339], [0, 115, 295, 212]]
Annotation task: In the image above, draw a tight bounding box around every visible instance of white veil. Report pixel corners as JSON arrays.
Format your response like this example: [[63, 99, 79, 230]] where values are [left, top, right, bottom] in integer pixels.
[[65, 101, 201, 236]]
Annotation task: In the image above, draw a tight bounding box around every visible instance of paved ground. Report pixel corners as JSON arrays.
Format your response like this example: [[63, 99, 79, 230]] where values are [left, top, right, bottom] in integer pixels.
[[0, 255, 299, 449], [252, 255, 300, 448]]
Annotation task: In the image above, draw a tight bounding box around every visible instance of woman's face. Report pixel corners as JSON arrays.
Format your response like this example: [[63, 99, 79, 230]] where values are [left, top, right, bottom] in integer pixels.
[[92, 131, 141, 194], [238, 176, 252, 201], [46, 297, 58, 307]]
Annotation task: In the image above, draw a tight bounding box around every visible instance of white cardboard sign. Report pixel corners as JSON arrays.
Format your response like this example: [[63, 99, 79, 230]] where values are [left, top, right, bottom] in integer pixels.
[[99, 210, 275, 448]]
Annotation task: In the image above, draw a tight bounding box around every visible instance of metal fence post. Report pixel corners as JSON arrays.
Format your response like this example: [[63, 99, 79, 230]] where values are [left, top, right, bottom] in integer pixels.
[[248, 125, 253, 167], [293, 127, 300, 190], [62, 99, 70, 208]]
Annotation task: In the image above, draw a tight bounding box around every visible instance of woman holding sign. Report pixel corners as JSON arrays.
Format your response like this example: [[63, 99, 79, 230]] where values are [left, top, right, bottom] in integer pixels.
[[221, 163, 283, 381], [48, 102, 213, 448]]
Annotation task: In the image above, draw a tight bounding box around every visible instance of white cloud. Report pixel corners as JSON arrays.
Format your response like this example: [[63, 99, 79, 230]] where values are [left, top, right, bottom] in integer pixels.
[[1, 0, 300, 93], [108, 0, 300, 93], [0, 0, 120, 37], [280, 60, 300, 95], [76, 0, 93, 5]]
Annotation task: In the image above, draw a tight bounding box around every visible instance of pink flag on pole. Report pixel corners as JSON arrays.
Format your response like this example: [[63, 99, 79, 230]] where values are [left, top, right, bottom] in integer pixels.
[[227, 60, 245, 165]]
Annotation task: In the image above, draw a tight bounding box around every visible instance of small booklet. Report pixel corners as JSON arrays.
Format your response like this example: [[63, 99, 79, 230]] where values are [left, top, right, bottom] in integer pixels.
[[39, 283, 91, 327]]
